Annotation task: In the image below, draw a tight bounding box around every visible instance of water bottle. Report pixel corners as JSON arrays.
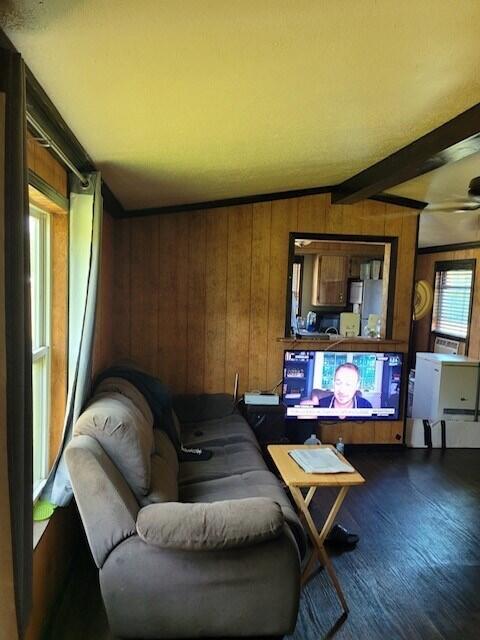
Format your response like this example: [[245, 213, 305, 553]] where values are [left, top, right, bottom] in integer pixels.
[[336, 436, 345, 455], [304, 433, 321, 445]]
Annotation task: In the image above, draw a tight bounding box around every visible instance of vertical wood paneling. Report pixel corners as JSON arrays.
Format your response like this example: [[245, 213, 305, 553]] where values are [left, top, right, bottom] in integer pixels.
[[204, 210, 228, 393], [384, 208, 414, 444], [112, 218, 131, 361], [49, 213, 68, 465], [25, 506, 81, 640], [325, 197, 343, 233], [164, 214, 190, 393], [27, 132, 67, 197], [395, 213, 417, 343], [225, 206, 253, 394], [130, 216, 159, 374], [248, 202, 272, 391], [384, 207, 404, 341], [186, 212, 207, 392], [360, 199, 387, 236], [157, 215, 177, 388], [267, 198, 298, 388], [92, 211, 115, 378], [112, 196, 418, 443], [297, 194, 327, 233]]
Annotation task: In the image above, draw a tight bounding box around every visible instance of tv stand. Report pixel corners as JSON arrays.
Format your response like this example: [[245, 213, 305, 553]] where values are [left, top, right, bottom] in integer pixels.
[[291, 418, 323, 444], [241, 401, 288, 446]]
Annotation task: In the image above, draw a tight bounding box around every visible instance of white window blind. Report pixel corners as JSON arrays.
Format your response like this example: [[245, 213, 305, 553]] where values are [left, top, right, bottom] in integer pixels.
[[431, 268, 474, 339]]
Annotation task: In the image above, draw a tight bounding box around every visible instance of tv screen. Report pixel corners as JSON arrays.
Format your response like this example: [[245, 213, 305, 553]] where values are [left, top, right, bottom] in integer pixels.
[[283, 350, 403, 420]]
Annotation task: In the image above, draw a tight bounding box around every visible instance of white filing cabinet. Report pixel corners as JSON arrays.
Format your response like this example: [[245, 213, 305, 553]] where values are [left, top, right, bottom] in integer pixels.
[[412, 353, 480, 421]]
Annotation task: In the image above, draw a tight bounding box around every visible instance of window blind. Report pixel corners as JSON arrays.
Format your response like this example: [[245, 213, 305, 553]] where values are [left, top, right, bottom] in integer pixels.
[[431, 268, 474, 339]]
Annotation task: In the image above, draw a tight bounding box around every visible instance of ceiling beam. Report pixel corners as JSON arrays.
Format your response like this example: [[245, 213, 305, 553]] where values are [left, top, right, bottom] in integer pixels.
[[370, 194, 426, 210], [418, 240, 480, 255], [331, 103, 480, 205]]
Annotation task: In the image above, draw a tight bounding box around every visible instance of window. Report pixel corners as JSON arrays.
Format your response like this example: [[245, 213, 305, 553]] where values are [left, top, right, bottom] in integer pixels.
[[431, 260, 475, 341], [320, 353, 347, 388], [290, 256, 304, 324], [29, 205, 51, 498]]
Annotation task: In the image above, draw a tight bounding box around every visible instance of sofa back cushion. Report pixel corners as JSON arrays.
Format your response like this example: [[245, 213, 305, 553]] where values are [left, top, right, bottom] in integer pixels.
[[65, 435, 139, 568], [95, 377, 154, 425], [74, 391, 154, 498]]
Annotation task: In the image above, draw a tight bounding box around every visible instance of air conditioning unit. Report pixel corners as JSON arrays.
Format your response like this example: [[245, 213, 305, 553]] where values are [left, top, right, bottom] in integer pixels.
[[434, 336, 460, 355]]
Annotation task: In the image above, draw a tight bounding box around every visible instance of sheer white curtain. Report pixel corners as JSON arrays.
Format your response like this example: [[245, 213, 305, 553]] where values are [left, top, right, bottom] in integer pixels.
[[43, 171, 103, 506]]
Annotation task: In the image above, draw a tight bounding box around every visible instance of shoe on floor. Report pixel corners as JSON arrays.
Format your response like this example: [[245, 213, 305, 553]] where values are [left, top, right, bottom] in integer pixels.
[[325, 524, 359, 546]]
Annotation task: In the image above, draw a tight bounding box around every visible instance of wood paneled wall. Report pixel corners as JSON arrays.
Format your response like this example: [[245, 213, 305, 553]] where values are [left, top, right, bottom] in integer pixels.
[[27, 132, 67, 196], [112, 194, 418, 443], [92, 210, 115, 376], [414, 247, 480, 359]]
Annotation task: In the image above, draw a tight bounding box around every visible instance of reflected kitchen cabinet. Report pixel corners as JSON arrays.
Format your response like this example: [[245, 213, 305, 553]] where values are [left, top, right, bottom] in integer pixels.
[[311, 255, 348, 306]]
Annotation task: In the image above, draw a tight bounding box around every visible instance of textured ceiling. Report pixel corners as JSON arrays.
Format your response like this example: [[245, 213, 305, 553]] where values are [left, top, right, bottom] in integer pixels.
[[2, 1, 480, 210]]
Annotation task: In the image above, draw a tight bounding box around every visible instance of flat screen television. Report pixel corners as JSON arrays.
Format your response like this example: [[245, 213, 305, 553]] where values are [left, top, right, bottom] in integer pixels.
[[283, 350, 403, 420]]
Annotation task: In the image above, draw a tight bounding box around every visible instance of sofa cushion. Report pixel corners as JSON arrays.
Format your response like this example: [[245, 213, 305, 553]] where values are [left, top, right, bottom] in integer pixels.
[[140, 454, 178, 507], [178, 441, 266, 486], [95, 377, 154, 425], [153, 429, 179, 472], [140, 431, 179, 506], [136, 497, 284, 550], [181, 414, 259, 449], [95, 366, 181, 451], [179, 470, 307, 559], [74, 392, 154, 498]]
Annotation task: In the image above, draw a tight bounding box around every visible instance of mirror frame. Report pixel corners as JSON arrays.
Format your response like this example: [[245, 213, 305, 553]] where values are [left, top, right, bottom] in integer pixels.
[[285, 232, 399, 338]]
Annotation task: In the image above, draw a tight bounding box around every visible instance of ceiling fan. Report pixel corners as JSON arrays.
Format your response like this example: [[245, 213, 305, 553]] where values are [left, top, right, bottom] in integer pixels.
[[424, 176, 480, 213]]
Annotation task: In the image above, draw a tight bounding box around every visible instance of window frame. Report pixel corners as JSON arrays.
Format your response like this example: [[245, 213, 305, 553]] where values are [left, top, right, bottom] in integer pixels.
[[430, 259, 476, 349], [29, 204, 52, 501], [285, 232, 398, 338]]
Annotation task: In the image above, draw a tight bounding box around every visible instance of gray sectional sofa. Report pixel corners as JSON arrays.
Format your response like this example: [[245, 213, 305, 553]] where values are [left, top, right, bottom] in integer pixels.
[[65, 377, 306, 639]]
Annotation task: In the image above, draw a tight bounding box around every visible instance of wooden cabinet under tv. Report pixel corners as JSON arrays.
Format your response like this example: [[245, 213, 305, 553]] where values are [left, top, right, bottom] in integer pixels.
[[311, 254, 348, 306]]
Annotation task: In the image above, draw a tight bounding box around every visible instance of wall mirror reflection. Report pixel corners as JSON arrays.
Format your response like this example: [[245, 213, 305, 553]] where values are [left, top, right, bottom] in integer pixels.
[[285, 233, 398, 339]]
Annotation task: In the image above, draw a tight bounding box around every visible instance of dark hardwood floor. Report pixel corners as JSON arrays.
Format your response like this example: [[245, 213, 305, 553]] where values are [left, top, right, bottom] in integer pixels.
[[45, 449, 480, 640]]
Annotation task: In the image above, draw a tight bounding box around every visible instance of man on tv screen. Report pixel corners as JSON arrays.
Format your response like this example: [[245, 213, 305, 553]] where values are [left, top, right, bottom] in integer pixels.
[[317, 363, 372, 419]]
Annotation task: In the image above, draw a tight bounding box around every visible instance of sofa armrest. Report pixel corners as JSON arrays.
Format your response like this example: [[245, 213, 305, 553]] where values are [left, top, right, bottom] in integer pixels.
[[172, 393, 236, 424], [136, 497, 284, 550]]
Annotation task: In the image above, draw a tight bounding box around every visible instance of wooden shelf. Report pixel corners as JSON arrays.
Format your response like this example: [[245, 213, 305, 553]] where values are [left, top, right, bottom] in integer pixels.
[[277, 336, 406, 349]]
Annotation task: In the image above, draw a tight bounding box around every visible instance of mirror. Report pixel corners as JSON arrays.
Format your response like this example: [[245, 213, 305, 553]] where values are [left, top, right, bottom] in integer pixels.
[[286, 233, 397, 339]]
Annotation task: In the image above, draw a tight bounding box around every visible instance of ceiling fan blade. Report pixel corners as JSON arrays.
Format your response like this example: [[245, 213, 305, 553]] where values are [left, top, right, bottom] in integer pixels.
[[425, 201, 480, 213]]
